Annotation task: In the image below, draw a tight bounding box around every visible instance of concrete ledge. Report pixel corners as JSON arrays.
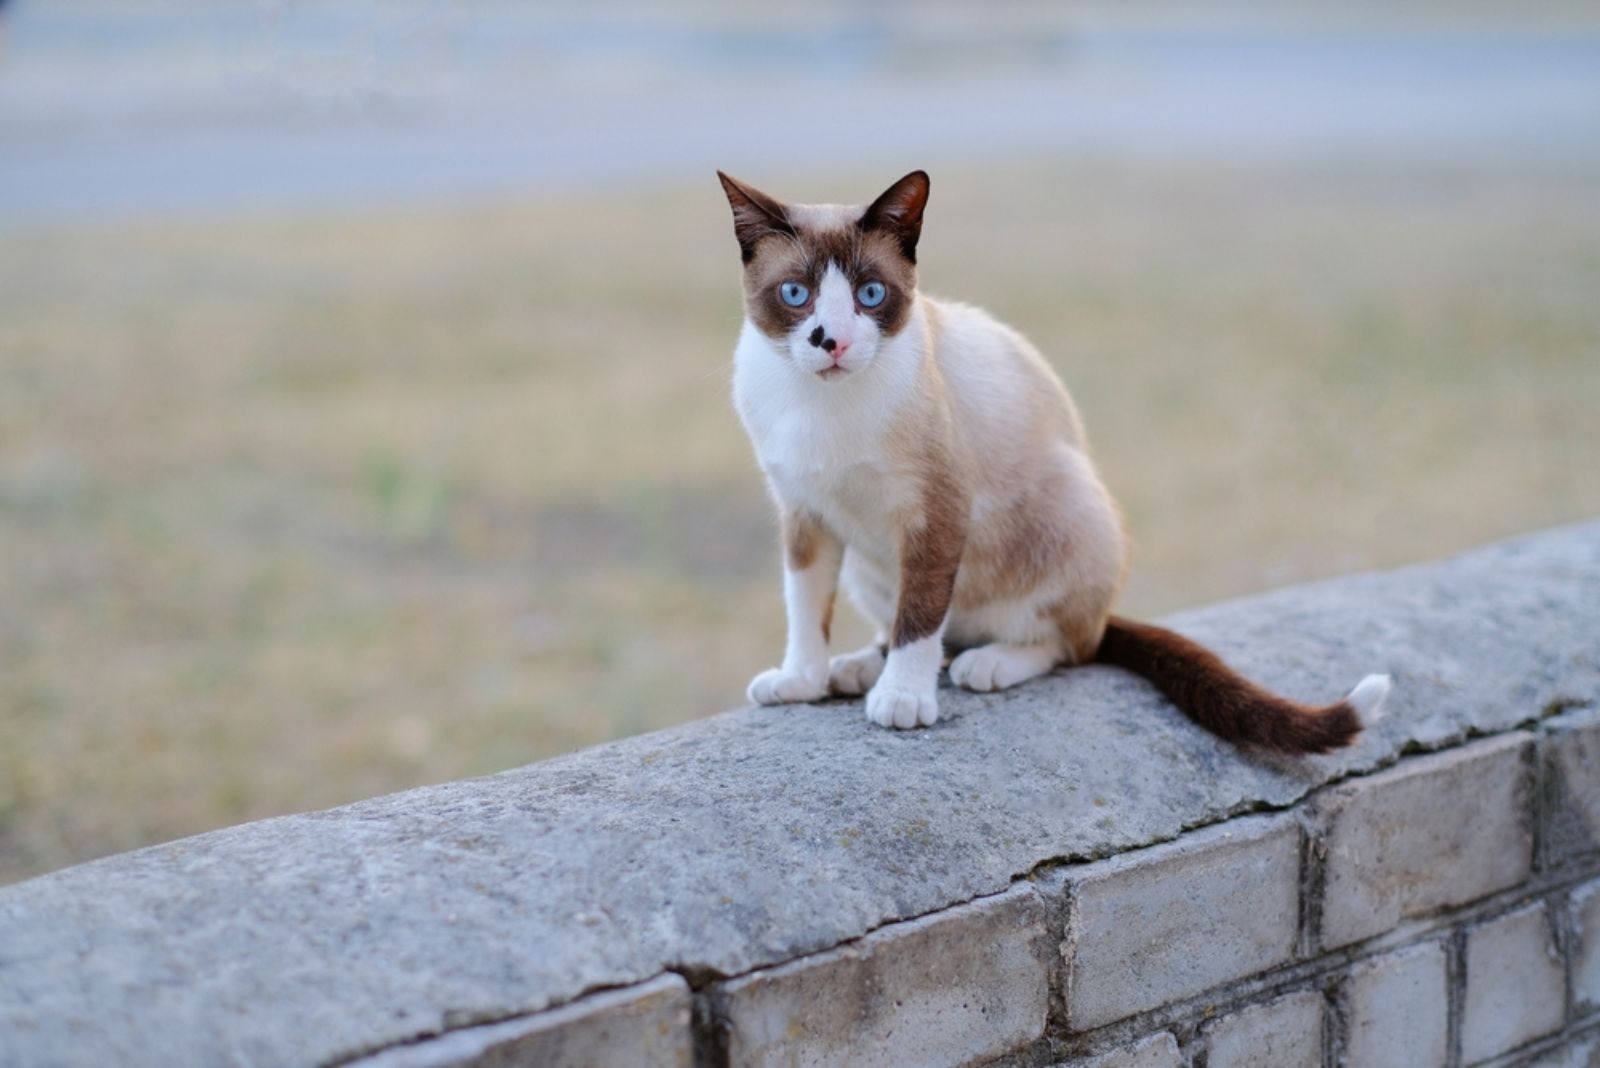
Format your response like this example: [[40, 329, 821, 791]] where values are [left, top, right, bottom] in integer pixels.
[[1, 521, 1598, 1066]]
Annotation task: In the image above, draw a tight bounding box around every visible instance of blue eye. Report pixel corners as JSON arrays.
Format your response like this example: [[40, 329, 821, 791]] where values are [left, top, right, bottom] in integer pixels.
[[779, 282, 810, 307], [857, 281, 887, 307]]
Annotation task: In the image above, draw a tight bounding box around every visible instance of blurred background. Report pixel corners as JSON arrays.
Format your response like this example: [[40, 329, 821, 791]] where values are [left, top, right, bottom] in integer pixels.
[[2, 1, 1598, 885]]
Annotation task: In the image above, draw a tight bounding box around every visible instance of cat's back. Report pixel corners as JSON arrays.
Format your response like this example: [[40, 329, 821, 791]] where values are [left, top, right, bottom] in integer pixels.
[[921, 295, 1086, 449]]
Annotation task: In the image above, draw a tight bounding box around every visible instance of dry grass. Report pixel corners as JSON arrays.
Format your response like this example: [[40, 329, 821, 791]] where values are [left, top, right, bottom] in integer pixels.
[[3, 159, 1598, 884]]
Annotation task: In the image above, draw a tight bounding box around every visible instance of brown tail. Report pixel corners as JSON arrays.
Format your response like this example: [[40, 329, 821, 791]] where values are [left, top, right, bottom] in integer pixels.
[[1094, 615, 1390, 754]]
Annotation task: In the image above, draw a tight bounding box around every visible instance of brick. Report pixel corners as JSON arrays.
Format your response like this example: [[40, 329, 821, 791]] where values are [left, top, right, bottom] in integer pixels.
[[1316, 734, 1533, 949], [1542, 707, 1600, 867], [720, 885, 1050, 1068], [1057, 815, 1301, 1031], [1051, 1032, 1182, 1068], [1462, 903, 1566, 1063], [1343, 941, 1449, 1068], [1574, 878, 1600, 1012], [1203, 989, 1322, 1068], [352, 974, 691, 1068]]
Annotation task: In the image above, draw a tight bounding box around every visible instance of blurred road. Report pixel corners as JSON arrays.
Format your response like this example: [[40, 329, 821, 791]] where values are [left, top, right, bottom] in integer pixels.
[[3, 2, 1600, 225]]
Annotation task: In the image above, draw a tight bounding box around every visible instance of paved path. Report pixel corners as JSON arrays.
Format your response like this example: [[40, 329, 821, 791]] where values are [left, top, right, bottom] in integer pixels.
[[3, 6, 1599, 225]]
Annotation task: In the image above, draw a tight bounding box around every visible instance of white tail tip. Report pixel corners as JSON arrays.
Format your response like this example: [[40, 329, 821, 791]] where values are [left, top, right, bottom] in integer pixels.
[[1347, 673, 1392, 724]]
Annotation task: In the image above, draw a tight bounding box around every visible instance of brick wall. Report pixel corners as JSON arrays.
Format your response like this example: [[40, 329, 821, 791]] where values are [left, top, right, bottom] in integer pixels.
[[3, 523, 1597, 1067], [349, 707, 1599, 1068]]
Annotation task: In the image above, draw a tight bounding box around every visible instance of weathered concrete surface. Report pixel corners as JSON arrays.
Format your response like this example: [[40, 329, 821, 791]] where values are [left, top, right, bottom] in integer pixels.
[[720, 885, 1050, 1067], [0, 521, 1597, 1067]]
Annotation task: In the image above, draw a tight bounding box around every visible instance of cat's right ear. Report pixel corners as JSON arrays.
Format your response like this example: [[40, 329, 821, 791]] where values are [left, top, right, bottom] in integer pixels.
[[717, 172, 795, 264]]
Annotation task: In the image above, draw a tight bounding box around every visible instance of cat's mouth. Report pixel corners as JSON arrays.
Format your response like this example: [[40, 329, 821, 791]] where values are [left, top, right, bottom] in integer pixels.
[[816, 366, 850, 381]]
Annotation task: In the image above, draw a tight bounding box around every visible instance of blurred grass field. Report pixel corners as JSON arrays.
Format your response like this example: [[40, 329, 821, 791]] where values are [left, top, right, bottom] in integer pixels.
[[2, 158, 1598, 884]]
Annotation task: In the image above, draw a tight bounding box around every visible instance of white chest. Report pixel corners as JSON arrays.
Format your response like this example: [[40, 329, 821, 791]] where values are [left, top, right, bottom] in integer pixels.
[[751, 409, 905, 549], [732, 318, 924, 555]]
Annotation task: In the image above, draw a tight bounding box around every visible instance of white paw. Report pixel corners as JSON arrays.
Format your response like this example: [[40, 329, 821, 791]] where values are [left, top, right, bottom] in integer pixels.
[[829, 646, 886, 696], [865, 685, 939, 730], [747, 666, 827, 706], [949, 643, 1057, 692]]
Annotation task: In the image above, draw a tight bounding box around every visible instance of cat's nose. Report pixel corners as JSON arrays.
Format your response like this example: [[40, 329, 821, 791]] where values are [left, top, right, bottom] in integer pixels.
[[813, 332, 851, 359]]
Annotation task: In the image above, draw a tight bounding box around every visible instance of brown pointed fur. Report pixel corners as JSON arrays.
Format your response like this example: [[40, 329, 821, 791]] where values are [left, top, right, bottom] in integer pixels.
[[1095, 617, 1363, 753], [723, 170, 1373, 753]]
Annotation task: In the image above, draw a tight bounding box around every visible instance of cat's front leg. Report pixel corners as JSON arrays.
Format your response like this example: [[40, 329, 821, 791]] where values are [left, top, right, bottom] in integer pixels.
[[866, 499, 966, 729], [748, 510, 844, 706]]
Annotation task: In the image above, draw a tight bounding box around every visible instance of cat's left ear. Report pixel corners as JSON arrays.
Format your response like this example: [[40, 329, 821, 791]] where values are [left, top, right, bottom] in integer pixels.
[[717, 171, 796, 264], [861, 171, 930, 263]]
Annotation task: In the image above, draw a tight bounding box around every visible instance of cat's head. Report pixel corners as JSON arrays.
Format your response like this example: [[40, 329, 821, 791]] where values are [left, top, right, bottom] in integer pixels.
[[717, 171, 928, 381]]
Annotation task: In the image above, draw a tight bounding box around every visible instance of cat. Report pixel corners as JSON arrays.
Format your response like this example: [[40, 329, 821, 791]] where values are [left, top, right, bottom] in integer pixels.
[[717, 169, 1390, 753]]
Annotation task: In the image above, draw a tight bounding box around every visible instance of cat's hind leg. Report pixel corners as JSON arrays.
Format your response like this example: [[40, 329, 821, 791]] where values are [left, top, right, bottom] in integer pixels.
[[832, 551, 892, 696], [944, 592, 1074, 693], [949, 642, 1062, 692], [829, 643, 886, 696]]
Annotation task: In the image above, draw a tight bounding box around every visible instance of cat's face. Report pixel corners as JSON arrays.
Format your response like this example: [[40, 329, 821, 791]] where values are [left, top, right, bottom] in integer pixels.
[[718, 171, 928, 381]]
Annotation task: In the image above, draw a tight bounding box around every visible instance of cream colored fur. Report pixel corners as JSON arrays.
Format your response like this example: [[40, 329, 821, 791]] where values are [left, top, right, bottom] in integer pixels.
[[734, 244, 1127, 729]]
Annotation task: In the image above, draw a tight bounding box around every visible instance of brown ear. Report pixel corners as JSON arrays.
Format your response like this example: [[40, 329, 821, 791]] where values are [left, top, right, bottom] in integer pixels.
[[861, 171, 929, 263], [717, 171, 795, 264]]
